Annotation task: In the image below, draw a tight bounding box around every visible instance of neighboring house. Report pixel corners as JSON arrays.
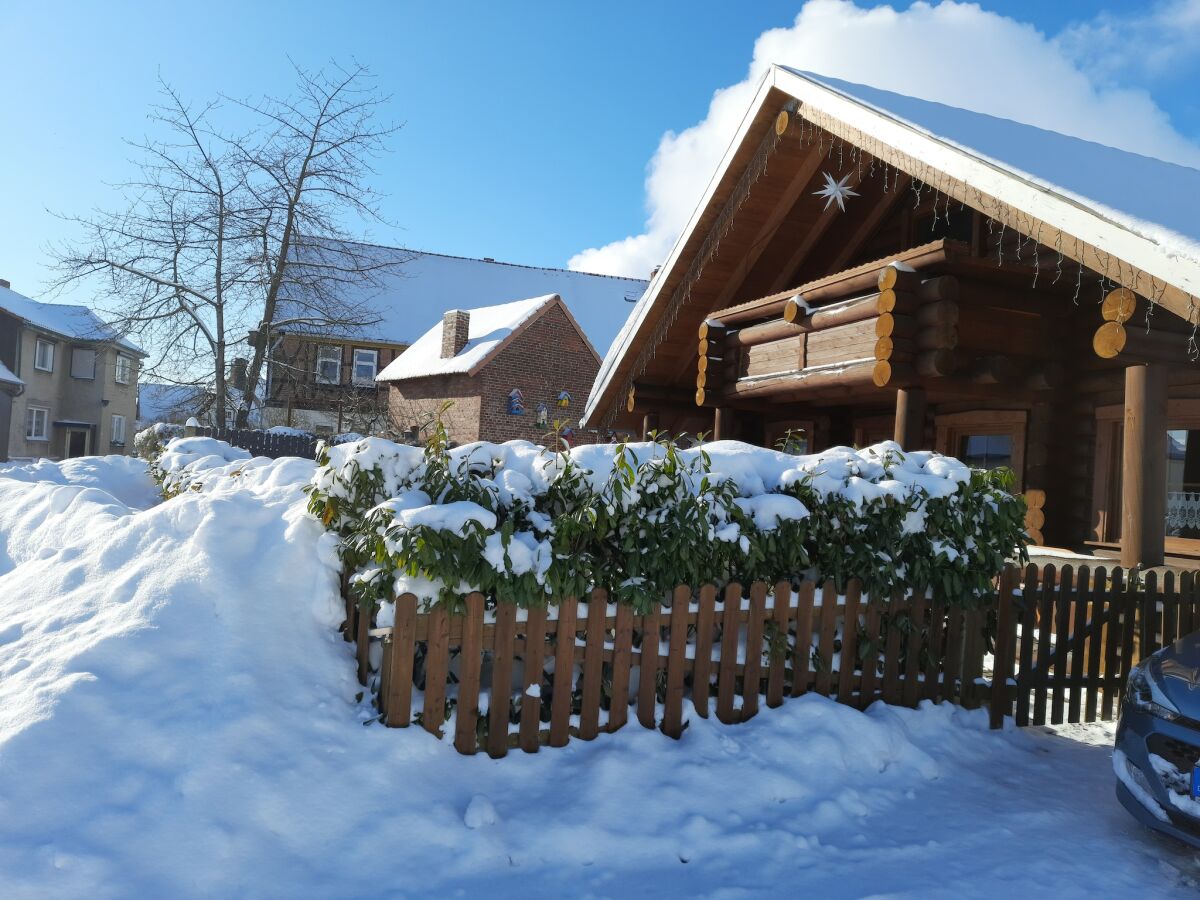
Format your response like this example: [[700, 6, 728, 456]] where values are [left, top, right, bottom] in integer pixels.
[[263, 247, 646, 435], [0, 360, 23, 462], [585, 66, 1200, 568], [0, 279, 144, 460], [136, 382, 208, 429], [377, 294, 601, 446]]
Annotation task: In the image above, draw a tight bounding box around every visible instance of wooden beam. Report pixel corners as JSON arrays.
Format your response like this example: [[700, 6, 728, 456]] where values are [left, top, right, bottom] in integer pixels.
[[1120, 363, 1167, 568], [713, 407, 732, 440], [642, 412, 659, 440], [894, 387, 926, 449]]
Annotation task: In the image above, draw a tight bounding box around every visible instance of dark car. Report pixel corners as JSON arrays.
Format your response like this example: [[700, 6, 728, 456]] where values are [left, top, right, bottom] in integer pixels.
[[1115, 633, 1200, 848]]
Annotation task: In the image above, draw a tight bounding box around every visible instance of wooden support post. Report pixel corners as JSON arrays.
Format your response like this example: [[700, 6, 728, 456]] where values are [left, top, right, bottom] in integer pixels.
[[893, 387, 926, 449], [1121, 364, 1167, 568], [642, 412, 659, 440], [713, 407, 731, 441]]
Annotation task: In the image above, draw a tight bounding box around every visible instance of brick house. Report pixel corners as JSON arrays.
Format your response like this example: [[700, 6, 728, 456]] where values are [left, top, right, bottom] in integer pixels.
[[377, 294, 602, 445], [262, 246, 645, 436], [0, 279, 143, 461]]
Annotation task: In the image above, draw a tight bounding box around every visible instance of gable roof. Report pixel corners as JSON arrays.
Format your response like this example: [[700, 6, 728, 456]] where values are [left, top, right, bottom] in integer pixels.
[[0, 284, 144, 355], [278, 244, 647, 359], [584, 65, 1200, 425], [376, 294, 599, 383]]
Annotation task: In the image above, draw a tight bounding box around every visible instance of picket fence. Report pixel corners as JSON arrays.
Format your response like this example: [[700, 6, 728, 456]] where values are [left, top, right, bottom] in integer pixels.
[[345, 563, 1200, 758]]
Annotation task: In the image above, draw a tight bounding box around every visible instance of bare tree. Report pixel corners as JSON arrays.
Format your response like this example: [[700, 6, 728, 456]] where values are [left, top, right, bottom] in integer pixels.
[[52, 62, 404, 427]]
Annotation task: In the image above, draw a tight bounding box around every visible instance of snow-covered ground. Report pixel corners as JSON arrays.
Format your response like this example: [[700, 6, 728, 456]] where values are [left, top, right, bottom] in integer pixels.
[[0, 456, 1195, 898]]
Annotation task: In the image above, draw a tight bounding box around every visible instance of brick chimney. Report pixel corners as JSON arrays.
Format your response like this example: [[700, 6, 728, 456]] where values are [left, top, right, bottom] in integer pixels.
[[441, 310, 470, 358], [230, 357, 248, 391]]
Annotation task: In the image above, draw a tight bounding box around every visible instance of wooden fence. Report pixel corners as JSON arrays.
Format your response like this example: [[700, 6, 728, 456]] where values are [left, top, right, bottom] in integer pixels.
[[347, 563, 1200, 757], [191, 425, 318, 460], [990, 564, 1198, 729]]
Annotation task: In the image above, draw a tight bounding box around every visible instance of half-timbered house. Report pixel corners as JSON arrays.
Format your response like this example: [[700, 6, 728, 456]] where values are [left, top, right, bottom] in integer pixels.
[[583, 67, 1200, 568]]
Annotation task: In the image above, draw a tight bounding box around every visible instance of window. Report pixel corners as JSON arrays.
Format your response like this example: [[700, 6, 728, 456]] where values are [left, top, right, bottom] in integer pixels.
[[25, 406, 49, 441], [315, 345, 341, 384], [352, 348, 379, 386], [958, 434, 1014, 470], [71, 347, 96, 379], [34, 339, 54, 372], [111, 414, 127, 446], [935, 410, 1027, 490], [115, 354, 133, 385]]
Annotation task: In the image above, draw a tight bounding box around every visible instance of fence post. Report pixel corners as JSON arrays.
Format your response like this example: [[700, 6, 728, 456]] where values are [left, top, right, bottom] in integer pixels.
[[989, 567, 1018, 729]]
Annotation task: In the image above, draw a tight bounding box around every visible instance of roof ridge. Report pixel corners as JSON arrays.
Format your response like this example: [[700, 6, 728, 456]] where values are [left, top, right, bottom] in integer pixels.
[[332, 238, 649, 284]]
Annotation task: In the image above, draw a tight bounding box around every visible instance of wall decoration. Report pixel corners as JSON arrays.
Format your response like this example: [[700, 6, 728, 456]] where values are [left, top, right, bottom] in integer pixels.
[[507, 388, 525, 415], [556, 390, 571, 408], [535, 403, 548, 427]]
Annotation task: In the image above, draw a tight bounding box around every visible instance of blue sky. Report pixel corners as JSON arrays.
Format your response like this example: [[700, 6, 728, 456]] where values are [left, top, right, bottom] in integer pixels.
[[2, 0, 1198, 294]]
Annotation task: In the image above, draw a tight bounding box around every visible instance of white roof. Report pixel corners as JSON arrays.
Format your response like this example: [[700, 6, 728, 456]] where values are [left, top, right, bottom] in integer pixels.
[[377, 295, 569, 382], [0, 284, 143, 354], [585, 65, 1200, 424], [789, 69, 1200, 279], [137, 383, 204, 425], [278, 246, 647, 359], [0, 360, 22, 390]]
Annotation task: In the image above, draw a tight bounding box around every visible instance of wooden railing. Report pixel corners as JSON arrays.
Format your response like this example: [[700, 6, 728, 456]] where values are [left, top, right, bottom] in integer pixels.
[[346, 564, 1200, 757]]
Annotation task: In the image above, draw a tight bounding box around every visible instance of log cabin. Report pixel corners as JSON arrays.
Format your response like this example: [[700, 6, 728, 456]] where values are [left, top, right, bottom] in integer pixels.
[[583, 67, 1200, 568]]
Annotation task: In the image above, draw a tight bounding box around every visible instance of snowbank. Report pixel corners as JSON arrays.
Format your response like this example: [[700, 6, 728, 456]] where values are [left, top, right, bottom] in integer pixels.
[[0, 455, 160, 510]]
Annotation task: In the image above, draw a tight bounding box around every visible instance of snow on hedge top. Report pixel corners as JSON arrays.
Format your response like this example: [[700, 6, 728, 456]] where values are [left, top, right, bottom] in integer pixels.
[[377, 295, 559, 381], [789, 69, 1200, 271]]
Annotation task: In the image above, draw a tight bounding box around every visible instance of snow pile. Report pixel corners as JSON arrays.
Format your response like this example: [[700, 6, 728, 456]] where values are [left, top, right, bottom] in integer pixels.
[[133, 422, 186, 460], [312, 433, 1027, 610], [0, 455, 160, 510]]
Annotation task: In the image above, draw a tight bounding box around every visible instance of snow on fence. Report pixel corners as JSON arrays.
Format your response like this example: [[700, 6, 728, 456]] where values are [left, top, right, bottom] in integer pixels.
[[346, 563, 1199, 756], [991, 564, 1200, 730]]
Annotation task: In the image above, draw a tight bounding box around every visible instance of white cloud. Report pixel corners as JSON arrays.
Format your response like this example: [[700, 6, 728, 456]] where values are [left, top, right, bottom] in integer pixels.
[[1057, 0, 1200, 83], [570, 0, 1200, 279]]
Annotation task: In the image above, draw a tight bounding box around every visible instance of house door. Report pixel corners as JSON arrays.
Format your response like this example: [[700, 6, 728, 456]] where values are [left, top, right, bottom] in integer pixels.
[[65, 428, 89, 458]]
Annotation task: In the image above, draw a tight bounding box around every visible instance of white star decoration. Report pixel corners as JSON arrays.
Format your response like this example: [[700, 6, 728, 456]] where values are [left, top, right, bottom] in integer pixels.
[[814, 171, 859, 211]]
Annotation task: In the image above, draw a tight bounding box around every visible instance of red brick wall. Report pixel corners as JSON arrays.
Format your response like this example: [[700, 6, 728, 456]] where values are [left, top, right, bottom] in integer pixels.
[[384, 300, 602, 447], [476, 302, 601, 445]]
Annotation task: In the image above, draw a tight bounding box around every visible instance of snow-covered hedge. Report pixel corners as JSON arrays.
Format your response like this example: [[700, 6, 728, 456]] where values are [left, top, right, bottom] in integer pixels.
[[133, 423, 186, 460], [308, 427, 1028, 613], [151, 436, 253, 497]]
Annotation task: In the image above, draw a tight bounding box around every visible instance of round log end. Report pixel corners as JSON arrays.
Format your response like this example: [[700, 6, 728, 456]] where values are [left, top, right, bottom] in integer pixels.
[[878, 267, 898, 291], [875, 312, 894, 339], [1102, 288, 1137, 323], [1024, 488, 1047, 509], [872, 360, 892, 387], [695, 387, 706, 407], [1025, 508, 1046, 530], [1092, 321, 1127, 359], [874, 336, 894, 361], [783, 297, 804, 324], [626, 387, 636, 413], [775, 110, 790, 136], [697, 321, 710, 341], [697, 355, 711, 374], [877, 289, 897, 314]]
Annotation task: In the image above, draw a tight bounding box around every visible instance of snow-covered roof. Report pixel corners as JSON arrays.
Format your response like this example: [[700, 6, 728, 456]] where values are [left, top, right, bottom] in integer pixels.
[[0, 360, 22, 393], [377, 294, 594, 382], [788, 68, 1200, 281], [584, 65, 1200, 424], [0, 284, 144, 355], [278, 245, 647, 359], [137, 383, 205, 425]]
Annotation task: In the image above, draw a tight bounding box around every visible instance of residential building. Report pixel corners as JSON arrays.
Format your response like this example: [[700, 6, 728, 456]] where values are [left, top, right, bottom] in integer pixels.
[[263, 247, 646, 435], [377, 294, 602, 446], [0, 280, 144, 460], [585, 66, 1200, 568]]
